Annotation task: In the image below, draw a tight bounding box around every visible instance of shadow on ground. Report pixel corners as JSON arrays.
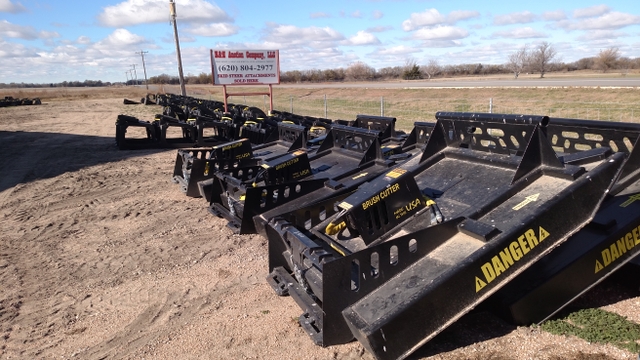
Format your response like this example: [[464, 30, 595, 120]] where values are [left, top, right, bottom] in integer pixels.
[[0, 130, 172, 194]]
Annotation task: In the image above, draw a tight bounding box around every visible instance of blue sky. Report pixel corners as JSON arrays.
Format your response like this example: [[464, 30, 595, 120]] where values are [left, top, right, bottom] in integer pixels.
[[1, 0, 639, 83]]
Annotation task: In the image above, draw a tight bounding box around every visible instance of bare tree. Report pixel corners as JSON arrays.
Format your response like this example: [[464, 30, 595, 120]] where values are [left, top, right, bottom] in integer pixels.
[[593, 47, 620, 73], [529, 42, 557, 78], [345, 61, 376, 81], [507, 45, 529, 79], [420, 59, 441, 80]]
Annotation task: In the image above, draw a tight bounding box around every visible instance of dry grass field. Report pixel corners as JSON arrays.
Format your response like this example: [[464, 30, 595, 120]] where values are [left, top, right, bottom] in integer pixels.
[[0, 85, 639, 359]]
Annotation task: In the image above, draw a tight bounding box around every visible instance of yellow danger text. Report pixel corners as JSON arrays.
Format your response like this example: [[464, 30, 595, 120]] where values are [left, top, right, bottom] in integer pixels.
[[476, 226, 550, 292], [595, 223, 640, 273]]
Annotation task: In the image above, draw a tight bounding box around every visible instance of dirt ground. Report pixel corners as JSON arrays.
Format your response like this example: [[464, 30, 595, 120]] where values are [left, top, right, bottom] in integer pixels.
[[0, 96, 638, 360]]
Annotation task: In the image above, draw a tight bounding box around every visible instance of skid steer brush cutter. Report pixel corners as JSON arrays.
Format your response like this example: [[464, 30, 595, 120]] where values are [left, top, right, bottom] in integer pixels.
[[174, 122, 305, 198], [484, 117, 640, 325], [207, 125, 405, 235], [265, 113, 625, 359]]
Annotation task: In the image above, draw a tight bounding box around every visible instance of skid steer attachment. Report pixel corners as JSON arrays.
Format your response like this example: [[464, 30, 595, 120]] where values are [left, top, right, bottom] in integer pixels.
[[208, 124, 405, 235], [174, 122, 305, 198], [156, 114, 198, 147], [115, 114, 159, 150], [253, 122, 435, 238], [265, 113, 625, 359], [484, 117, 640, 325]]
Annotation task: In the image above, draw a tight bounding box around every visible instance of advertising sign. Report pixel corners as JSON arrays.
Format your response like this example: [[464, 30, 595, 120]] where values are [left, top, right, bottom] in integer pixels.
[[211, 49, 280, 85]]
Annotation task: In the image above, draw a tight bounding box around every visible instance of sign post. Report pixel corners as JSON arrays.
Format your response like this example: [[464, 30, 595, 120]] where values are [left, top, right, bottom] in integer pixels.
[[210, 49, 280, 113]]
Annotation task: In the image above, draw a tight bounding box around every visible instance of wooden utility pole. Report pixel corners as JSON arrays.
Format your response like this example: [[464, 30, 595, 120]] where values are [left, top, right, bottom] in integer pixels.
[[136, 50, 149, 90], [169, 0, 186, 96]]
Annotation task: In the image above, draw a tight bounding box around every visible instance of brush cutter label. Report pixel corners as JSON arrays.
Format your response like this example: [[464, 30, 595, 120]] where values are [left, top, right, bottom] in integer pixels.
[[235, 152, 251, 160], [221, 142, 244, 151], [475, 226, 550, 292], [275, 157, 299, 171], [362, 183, 400, 210], [594, 223, 640, 274]]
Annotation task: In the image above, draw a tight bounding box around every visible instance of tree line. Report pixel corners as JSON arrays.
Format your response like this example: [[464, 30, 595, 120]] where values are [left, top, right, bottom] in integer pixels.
[[0, 79, 113, 89], [2, 44, 637, 88]]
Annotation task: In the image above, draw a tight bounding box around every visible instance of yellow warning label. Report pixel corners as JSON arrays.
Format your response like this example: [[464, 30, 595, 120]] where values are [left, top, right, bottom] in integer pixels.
[[512, 193, 540, 211], [594, 223, 640, 273], [476, 226, 550, 292], [594, 260, 603, 273], [339, 202, 353, 210], [475, 277, 487, 292], [386, 168, 407, 179], [620, 193, 640, 208]]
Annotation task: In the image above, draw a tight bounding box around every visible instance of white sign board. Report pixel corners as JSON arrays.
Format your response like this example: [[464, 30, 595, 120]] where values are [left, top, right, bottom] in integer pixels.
[[211, 49, 280, 85]]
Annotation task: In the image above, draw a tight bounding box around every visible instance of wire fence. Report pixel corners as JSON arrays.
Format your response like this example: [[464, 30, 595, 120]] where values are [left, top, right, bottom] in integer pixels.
[[223, 94, 640, 131]]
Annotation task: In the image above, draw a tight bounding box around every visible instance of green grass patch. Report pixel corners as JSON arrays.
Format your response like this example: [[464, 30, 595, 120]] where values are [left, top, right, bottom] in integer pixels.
[[540, 308, 640, 353]]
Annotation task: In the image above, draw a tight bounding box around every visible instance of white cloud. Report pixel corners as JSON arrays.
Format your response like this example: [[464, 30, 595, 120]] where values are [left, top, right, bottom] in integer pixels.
[[492, 27, 547, 39], [493, 11, 537, 25], [402, 9, 445, 31], [412, 25, 468, 41], [403, 8, 480, 31], [0, 20, 59, 40], [0, 0, 25, 13], [97, 0, 232, 27], [372, 10, 383, 20], [375, 45, 420, 56], [263, 24, 345, 49], [575, 30, 626, 41], [351, 10, 362, 18], [77, 36, 91, 45], [343, 31, 380, 46], [446, 10, 480, 23], [0, 40, 37, 58], [573, 5, 611, 19], [558, 11, 640, 30], [93, 29, 152, 52], [543, 10, 566, 21], [39, 31, 61, 39], [367, 25, 392, 33], [310, 12, 330, 19], [185, 23, 238, 37]]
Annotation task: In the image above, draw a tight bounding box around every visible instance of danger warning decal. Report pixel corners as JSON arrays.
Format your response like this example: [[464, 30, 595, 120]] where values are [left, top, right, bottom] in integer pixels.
[[594, 223, 640, 274], [476, 226, 550, 293]]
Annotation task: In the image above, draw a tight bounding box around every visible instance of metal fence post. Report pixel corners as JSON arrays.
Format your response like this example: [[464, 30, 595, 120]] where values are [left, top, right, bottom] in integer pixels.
[[324, 94, 328, 119], [489, 98, 493, 113], [381, 96, 384, 116], [290, 96, 293, 113]]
